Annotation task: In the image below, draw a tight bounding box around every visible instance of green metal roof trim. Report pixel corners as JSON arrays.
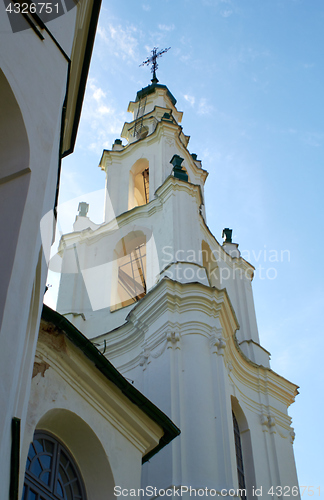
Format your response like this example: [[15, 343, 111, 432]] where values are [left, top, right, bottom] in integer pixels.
[[41, 305, 180, 463], [62, 0, 102, 157], [136, 83, 177, 106]]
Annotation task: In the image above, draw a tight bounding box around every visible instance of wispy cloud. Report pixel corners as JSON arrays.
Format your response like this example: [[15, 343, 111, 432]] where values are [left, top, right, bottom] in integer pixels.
[[158, 24, 175, 31], [277, 127, 323, 148], [97, 24, 139, 61], [78, 79, 127, 155], [184, 94, 195, 106], [303, 63, 314, 69], [221, 9, 233, 17], [198, 98, 213, 115], [301, 131, 323, 147], [226, 46, 271, 72], [60, 169, 85, 200], [237, 47, 271, 64], [202, 0, 232, 6], [92, 87, 106, 102], [142, 4, 151, 11], [201, 0, 236, 15]]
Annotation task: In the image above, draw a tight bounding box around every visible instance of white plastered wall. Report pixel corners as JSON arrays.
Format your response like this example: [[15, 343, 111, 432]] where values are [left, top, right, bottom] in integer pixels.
[[0, 4, 84, 495], [21, 327, 164, 499]]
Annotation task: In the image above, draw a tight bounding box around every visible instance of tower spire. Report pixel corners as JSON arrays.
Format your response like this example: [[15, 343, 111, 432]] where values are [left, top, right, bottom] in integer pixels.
[[140, 47, 171, 84]]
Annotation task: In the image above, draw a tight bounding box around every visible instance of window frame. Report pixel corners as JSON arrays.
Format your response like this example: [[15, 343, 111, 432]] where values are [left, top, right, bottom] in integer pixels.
[[23, 430, 87, 500], [232, 412, 247, 500]]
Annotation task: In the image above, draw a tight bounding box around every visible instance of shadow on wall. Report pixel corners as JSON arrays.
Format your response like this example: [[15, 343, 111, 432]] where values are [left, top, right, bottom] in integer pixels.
[[0, 69, 30, 326]]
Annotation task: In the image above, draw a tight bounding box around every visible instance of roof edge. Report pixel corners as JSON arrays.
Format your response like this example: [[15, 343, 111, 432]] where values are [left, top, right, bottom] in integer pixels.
[[62, 0, 102, 157], [41, 304, 180, 463], [136, 83, 177, 106]]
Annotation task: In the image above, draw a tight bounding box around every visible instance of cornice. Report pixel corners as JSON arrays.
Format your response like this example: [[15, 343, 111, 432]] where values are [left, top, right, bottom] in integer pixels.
[[58, 176, 203, 254], [62, 0, 102, 157], [228, 330, 299, 406], [36, 327, 156, 456], [39, 307, 180, 462], [92, 278, 239, 356], [92, 278, 298, 409], [99, 119, 208, 185], [199, 216, 255, 276], [121, 105, 177, 139]]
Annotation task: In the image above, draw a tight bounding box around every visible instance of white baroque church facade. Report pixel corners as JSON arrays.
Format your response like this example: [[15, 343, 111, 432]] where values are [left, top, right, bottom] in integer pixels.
[[55, 79, 300, 499]]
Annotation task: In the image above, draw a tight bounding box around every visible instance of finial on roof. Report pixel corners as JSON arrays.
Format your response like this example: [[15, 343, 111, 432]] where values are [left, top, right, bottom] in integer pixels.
[[78, 202, 89, 217], [140, 47, 171, 84], [170, 154, 188, 182], [222, 228, 233, 243]]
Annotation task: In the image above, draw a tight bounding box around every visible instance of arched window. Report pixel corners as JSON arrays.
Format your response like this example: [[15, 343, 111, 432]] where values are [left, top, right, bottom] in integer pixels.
[[23, 431, 86, 500], [128, 159, 150, 210], [112, 232, 147, 311], [232, 412, 247, 500]]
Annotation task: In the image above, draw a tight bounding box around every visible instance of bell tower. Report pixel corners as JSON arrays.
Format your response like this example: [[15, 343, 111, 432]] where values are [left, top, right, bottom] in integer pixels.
[[99, 80, 206, 224], [56, 71, 300, 499]]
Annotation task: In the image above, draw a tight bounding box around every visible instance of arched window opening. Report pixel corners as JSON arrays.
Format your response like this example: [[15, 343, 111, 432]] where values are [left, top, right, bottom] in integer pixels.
[[134, 168, 149, 207], [112, 232, 147, 311], [129, 159, 150, 210], [23, 431, 87, 500], [118, 243, 146, 306], [201, 241, 220, 288], [232, 412, 247, 500]]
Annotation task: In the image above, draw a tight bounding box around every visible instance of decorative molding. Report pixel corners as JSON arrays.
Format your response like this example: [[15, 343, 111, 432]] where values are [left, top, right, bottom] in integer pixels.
[[260, 412, 276, 433], [210, 328, 226, 356], [151, 341, 168, 358], [268, 415, 276, 434], [166, 328, 180, 349], [139, 348, 150, 370], [260, 413, 269, 432], [133, 318, 149, 335], [276, 422, 296, 442], [289, 428, 296, 444]]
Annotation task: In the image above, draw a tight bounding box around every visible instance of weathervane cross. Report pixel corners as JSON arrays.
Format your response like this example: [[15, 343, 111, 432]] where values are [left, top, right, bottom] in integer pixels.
[[140, 47, 171, 84]]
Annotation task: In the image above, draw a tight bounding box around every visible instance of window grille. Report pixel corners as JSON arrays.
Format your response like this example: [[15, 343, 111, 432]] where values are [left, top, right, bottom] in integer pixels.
[[117, 243, 146, 308], [142, 168, 149, 203], [232, 412, 247, 500], [23, 431, 86, 500]]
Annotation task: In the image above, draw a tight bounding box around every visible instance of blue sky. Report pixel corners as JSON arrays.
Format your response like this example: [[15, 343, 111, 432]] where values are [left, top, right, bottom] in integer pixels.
[[45, 0, 324, 492]]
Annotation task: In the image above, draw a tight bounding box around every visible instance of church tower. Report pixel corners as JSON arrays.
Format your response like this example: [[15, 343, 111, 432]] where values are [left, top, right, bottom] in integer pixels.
[[56, 68, 300, 498]]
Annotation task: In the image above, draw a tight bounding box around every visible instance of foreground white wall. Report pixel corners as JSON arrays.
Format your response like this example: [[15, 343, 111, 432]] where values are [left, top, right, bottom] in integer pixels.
[[20, 318, 165, 499], [0, 3, 98, 496]]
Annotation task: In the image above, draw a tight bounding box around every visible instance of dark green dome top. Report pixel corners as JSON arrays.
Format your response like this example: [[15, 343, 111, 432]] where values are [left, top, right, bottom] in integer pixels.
[[136, 83, 177, 106]]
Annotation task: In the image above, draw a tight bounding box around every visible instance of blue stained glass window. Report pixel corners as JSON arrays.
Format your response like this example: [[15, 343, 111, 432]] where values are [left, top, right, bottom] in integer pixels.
[[23, 431, 86, 500], [39, 453, 52, 470], [27, 490, 37, 500], [34, 439, 44, 454], [30, 457, 42, 478]]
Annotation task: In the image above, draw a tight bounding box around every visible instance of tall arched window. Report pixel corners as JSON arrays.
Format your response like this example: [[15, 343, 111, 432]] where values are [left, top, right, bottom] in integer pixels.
[[128, 159, 150, 210], [232, 412, 247, 500], [23, 431, 86, 500], [111, 232, 147, 311]]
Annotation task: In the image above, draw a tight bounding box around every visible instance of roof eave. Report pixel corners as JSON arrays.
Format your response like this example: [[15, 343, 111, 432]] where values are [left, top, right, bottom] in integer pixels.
[[41, 305, 180, 463]]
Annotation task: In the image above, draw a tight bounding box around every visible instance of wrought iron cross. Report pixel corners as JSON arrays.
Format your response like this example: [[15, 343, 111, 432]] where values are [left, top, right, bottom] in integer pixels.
[[140, 47, 171, 84]]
